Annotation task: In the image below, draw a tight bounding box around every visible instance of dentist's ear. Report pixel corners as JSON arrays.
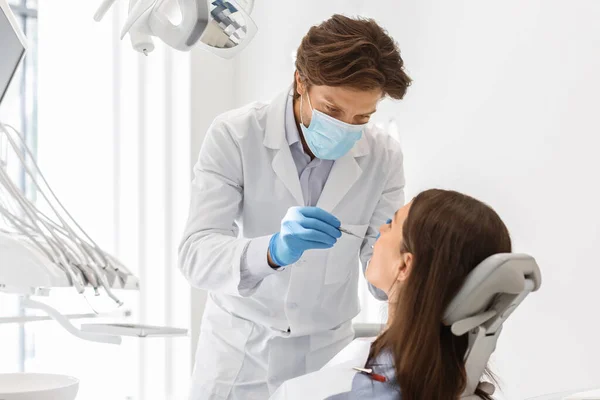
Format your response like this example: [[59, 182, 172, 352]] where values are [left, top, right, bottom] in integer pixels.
[[295, 71, 306, 95]]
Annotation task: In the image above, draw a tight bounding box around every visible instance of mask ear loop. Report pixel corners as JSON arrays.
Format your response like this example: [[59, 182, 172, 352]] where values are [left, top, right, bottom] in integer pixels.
[[298, 79, 315, 129], [305, 90, 315, 111], [299, 92, 307, 128]]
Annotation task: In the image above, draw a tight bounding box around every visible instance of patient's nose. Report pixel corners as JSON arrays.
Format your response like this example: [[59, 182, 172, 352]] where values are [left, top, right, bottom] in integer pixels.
[[377, 218, 393, 238]]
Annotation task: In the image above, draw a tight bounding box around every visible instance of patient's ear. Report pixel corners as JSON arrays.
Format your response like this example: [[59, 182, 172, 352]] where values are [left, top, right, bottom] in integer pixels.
[[396, 253, 413, 283]]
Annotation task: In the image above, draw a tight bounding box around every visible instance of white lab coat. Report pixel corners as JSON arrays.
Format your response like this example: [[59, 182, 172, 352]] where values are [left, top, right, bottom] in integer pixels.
[[179, 88, 405, 399]]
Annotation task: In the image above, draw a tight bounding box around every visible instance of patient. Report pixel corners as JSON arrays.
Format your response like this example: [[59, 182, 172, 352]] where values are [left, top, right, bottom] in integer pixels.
[[270, 189, 511, 400]]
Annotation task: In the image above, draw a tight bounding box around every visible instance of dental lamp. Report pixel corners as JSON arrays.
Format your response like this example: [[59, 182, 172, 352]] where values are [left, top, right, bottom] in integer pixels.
[[94, 0, 257, 58]]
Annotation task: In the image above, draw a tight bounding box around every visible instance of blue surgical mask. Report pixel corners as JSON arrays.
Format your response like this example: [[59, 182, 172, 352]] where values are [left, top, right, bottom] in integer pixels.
[[300, 93, 366, 160]]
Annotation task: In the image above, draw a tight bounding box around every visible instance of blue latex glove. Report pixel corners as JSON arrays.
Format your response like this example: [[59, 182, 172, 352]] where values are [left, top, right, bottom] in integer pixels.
[[269, 207, 342, 267]]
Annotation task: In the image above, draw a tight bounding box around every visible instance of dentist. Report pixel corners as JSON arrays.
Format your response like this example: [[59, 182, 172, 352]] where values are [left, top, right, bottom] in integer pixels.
[[179, 14, 412, 400]]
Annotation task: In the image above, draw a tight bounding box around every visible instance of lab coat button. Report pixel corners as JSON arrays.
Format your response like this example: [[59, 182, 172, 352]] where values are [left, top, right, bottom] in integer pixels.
[[288, 302, 298, 309]]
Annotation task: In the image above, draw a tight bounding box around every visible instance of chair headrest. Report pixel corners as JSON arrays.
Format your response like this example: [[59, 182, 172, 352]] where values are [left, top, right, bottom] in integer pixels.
[[443, 253, 542, 326]]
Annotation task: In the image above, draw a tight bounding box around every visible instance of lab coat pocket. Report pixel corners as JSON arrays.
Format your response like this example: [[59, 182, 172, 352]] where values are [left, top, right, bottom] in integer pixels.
[[325, 223, 369, 285]]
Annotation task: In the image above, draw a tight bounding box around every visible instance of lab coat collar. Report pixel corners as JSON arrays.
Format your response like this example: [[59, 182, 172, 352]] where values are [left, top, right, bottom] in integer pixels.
[[267, 88, 304, 205], [284, 91, 301, 147], [264, 89, 290, 150], [265, 87, 370, 209], [350, 132, 370, 158]]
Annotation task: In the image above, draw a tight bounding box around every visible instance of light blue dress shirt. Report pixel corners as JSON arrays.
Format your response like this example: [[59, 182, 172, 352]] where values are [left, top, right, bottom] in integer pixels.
[[239, 92, 335, 291]]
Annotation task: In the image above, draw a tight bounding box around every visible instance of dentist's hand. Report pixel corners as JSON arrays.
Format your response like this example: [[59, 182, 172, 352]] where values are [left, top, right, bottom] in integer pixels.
[[268, 207, 342, 267]]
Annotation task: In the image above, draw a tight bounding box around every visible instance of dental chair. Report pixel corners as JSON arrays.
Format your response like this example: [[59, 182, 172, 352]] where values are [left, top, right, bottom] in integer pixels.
[[353, 253, 542, 399]]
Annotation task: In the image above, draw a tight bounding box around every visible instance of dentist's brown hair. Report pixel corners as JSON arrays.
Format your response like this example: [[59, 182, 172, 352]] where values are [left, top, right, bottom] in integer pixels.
[[294, 14, 412, 99], [368, 189, 511, 400]]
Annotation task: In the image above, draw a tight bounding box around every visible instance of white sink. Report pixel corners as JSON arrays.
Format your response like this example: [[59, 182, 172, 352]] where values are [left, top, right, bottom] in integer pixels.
[[0, 373, 79, 400]]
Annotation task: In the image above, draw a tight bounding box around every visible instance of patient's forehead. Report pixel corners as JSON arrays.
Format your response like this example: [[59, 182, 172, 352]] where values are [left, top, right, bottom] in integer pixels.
[[394, 201, 412, 226]]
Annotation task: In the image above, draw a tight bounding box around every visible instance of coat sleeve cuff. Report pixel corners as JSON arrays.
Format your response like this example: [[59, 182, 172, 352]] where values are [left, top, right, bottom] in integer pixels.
[[238, 235, 279, 296]]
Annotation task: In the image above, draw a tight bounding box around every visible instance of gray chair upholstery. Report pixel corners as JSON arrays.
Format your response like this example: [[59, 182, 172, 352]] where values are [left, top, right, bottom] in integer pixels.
[[447, 253, 542, 398]]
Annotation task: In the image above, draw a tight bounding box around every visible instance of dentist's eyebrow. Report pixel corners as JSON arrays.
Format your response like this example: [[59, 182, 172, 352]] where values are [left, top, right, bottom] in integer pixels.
[[362, 108, 377, 116], [322, 96, 341, 109]]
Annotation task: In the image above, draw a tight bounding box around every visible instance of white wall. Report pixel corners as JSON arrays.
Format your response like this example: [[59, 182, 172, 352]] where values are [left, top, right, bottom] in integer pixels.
[[233, 0, 367, 105], [225, 0, 600, 398]]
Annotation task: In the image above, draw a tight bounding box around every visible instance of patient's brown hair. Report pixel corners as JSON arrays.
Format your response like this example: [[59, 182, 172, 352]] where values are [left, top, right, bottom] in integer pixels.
[[294, 14, 412, 99], [368, 189, 511, 400]]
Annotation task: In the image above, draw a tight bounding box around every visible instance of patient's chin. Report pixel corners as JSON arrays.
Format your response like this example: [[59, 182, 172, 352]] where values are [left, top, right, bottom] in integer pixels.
[[365, 261, 384, 290], [365, 265, 375, 286]]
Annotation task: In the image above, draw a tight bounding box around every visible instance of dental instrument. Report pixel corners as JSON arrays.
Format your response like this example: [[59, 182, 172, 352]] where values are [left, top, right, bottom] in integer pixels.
[[352, 367, 387, 383], [339, 226, 363, 239], [0, 1, 186, 346], [0, 122, 128, 305]]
